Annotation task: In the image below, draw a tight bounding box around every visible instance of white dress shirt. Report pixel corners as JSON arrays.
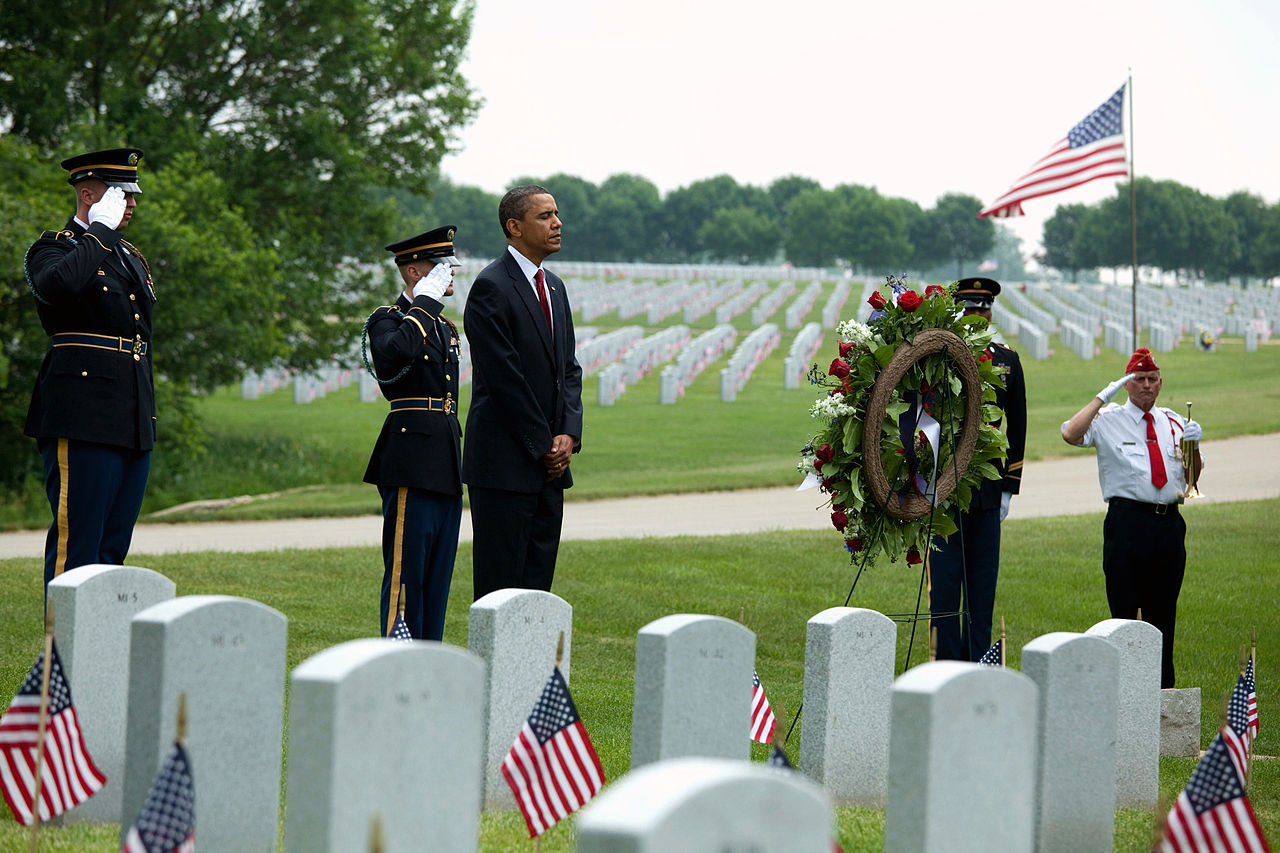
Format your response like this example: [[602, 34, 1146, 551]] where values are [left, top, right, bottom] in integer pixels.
[[1064, 400, 1188, 504], [507, 245, 553, 334]]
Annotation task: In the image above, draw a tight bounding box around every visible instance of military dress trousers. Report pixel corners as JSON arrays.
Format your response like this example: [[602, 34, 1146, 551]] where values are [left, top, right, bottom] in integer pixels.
[[363, 292, 463, 641], [24, 217, 156, 585]]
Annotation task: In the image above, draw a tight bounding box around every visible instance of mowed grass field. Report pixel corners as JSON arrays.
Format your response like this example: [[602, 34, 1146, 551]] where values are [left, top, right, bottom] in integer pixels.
[[0, 500, 1275, 851], [102, 280, 1280, 525]]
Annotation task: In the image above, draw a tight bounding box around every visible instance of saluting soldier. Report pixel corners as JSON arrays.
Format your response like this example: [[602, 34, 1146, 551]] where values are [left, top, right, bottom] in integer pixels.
[[363, 225, 464, 640], [929, 277, 1027, 661], [24, 148, 156, 589]]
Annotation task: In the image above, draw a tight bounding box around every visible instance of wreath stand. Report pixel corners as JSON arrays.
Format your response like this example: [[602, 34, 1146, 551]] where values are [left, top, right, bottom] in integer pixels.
[[782, 329, 985, 746]]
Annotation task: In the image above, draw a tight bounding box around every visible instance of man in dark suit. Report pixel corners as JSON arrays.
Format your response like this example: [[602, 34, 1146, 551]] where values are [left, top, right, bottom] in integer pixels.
[[363, 225, 464, 640], [463, 186, 583, 600], [24, 148, 156, 588], [929, 277, 1027, 661]]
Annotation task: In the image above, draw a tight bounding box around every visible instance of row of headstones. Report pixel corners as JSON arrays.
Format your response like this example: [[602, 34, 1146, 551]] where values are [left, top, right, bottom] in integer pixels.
[[1034, 287, 1099, 336], [1059, 319, 1097, 360], [646, 280, 705, 325], [1103, 320, 1131, 354], [597, 325, 693, 406], [683, 280, 745, 324], [820, 280, 852, 329], [720, 323, 782, 402], [716, 281, 769, 324], [750, 281, 797, 326], [576, 325, 645, 377], [659, 324, 739, 404], [1000, 286, 1060, 337], [783, 282, 824, 329], [991, 303, 1050, 360], [1149, 321, 1179, 352], [783, 323, 825, 389]]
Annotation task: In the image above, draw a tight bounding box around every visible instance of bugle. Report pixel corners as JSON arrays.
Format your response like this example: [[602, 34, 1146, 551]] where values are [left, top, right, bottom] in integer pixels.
[[1180, 401, 1203, 499]]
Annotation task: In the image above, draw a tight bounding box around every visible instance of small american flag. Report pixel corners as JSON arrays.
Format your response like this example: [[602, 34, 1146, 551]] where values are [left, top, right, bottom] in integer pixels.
[[501, 667, 604, 838], [767, 743, 794, 770], [1157, 730, 1271, 853], [1245, 657, 1259, 743], [1224, 673, 1254, 782], [750, 671, 776, 744], [388, 612, 413, 642], [979, 84, 1128, 218], [0, 641, 106, 825], [977, 639, 1003, 667], [121, 741, 195, 853]]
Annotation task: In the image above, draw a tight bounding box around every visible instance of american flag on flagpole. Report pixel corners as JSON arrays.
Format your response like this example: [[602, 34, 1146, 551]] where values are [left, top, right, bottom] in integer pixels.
[[1224, 671, 1255, 782], [977, 639, 1003, 667], [501, 667, 604, 838], [0, 641, 105, 825], [978, 84, 1128, 218], [764, 742, 846, 853], [1157, 730, 1271, 853], [1245, 657, 1259, 743], [750, 670, 776, 744], [388, 612, 413, 642], [121, 740, 195, 853]]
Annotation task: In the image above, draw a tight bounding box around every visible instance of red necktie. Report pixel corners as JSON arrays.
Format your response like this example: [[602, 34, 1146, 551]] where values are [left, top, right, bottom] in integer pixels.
[[534, 269, 552, 337], [1143, 412, 1167, 490]]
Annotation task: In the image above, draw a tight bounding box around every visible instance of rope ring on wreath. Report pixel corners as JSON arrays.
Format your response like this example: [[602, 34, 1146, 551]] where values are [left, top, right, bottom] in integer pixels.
[[861, 328, 983, 521]]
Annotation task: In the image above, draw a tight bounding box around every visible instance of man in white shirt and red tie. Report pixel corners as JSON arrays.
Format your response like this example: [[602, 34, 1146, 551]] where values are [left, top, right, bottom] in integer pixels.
[[1061, 347, 1202, 688]]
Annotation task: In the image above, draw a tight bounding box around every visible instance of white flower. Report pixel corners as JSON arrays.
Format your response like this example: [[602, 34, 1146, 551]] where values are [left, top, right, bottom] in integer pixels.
[[810, 395, 858, 420], [837, 319, 876, 348]]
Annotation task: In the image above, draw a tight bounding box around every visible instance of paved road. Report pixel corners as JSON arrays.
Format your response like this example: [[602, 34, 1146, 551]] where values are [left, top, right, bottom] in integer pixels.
[[1, 433, 1275, 559]]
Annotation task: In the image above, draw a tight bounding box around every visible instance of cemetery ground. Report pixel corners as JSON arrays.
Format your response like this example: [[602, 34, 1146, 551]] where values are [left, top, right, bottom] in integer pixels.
[[0, 498, 1275, 851]]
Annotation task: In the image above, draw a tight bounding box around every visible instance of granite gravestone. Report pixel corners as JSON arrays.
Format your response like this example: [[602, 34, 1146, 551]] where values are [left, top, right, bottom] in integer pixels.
[[884, 661, 1038, 853], [630, 614, 755, 768], [120, 596, 286, 853], [577, 757, 831, 853], [801, 606, 896, 805], [1022, 632, 1120, 853], [1085, 618, 1161, 808], [284, 639, 485, 853], [48, 564, 175, 823], [468, 589, 572, 808]]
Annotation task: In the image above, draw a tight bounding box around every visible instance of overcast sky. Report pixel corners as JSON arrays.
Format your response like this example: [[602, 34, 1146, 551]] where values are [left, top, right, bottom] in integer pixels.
[[439, 0, 1280, 257]]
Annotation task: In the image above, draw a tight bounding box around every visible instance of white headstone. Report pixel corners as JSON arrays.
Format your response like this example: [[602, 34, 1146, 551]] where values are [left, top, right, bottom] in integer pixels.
[[630, 614, 754, 768], [1160, 687, 1202, 757], [1021, 632, 1120, 853], [1085, 618, 1161, 808], [577, 758, 831, 853], [884, 662, 1037, 853], [284, 639, 485, 853], [469, 589, 572, 808], [48, 564, 175, 823], [801, 607, 895, 805], [121, 595, 286, 853]]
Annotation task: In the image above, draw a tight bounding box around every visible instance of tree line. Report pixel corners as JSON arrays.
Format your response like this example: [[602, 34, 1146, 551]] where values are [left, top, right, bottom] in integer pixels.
[[1041, 179, 1280, 284]]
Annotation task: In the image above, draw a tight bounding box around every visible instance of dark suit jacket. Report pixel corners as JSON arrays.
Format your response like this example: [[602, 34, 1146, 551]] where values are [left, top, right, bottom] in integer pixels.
[[363, 293, 463, 496], [972, 341, 1027, 510], [462, 250, 583, 493], [24, 216, 156, 451]]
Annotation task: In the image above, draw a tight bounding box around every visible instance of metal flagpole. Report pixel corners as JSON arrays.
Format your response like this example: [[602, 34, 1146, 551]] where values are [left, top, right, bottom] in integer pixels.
[[1128, 69, 1139, 351], [28, 603, 55, 853]]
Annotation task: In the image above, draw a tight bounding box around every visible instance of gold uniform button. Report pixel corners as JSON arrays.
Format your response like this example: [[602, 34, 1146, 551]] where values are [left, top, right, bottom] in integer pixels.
[[133, 354, 140, 361], [129, 293, 136, 301], [81, 371, 88, 377], [423, 355, 429, 361], [400, 427, 407, 433], [446, 374, 452, 381], [134, 313, 140, 320], [102, 286, 109, 292]]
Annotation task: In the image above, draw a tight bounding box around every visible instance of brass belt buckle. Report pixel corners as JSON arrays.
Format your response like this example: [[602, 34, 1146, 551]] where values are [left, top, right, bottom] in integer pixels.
[[444, 393, 454, 415], [132, 338, 144, 356]]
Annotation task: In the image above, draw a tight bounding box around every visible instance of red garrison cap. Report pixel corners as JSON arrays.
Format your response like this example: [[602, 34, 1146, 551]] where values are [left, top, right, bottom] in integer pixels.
[[1126, 347, 1159, 373]]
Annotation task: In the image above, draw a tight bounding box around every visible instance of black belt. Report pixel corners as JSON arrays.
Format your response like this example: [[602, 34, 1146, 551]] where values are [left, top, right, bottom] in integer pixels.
[[1108, 496, 1179, 516], [52, 332, 148, 357]]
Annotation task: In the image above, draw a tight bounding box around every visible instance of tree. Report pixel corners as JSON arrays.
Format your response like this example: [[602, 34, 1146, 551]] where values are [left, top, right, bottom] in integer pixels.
[[1041, 203, 1090, 279], [925, 193, 995, 279], [768, 175, 822, 222], [659, 174, 752, 260], [698, 207, 782, 264], [388, 178, 505, 263], [832, 185, 913, 274], [1223, 192, 1269, 286], [783, 188, 841, 268], [591, 174, 662, 262]]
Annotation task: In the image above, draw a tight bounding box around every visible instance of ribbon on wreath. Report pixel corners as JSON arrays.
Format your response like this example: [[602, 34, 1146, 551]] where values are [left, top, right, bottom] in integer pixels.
[[897, 387, 941, 505]]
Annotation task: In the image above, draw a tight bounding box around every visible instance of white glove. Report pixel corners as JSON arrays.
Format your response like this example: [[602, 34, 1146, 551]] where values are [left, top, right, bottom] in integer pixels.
[[1096, 373, 1136, 404], [1182, 420, 1202, 442], [87, 186, 127, 230], [412, 262, 453, 300], [999, 492, 1012, 522]]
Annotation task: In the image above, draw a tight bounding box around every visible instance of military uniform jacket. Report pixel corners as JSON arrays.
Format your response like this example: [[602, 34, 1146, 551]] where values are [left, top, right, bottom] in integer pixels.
[[362, 293, 463, 496], [972, 341, 1027, 511], [24, 217, 156, 451]]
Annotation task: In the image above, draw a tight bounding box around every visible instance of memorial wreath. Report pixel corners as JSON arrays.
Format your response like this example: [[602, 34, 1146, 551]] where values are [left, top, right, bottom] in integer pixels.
[[799, 275, 1009, 565]]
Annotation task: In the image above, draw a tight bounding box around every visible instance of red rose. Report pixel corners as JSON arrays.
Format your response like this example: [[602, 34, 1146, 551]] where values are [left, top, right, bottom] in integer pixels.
[[978, 351, 993, 362], [814, 459, 823, 472], [815, 443, 834, 463], [828, 358, 851, 378], [839, 341, 854, 358], [831, 509, 849, 531], [821, 475, 840, 490], [845, 536, 863, 553], [925, 284, 947, 298], [829, 386, 846, 397], [906, 548, 922, 565], [897, 291, 923, 312], [868, 291, 887, 310]]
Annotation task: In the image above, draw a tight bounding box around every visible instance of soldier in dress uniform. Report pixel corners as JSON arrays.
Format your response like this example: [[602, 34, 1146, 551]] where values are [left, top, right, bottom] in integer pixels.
[[24, 148, 156, 589], [929, 277, 1027, 661], [362, 225, 464, 640]]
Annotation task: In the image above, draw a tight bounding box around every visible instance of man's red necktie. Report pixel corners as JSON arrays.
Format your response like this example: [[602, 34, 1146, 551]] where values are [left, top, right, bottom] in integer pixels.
[[1144, 412, 1167, 490], [534, 269, 552, 337]]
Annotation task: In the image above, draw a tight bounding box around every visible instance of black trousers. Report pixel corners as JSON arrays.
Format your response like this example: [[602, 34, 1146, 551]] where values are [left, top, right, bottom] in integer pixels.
[[468, 483, 563, 601], [930, 506, 1002, 662], [378, 486, 462, 641], [1103, 500, 1186, 688]]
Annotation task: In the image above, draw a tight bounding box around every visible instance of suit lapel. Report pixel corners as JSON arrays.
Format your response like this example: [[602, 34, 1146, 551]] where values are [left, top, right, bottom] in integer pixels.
[[504, 253, 554, 360]]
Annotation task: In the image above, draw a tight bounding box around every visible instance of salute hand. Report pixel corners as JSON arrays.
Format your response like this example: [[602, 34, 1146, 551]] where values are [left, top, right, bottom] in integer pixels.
[[1096, 373, 1136, 404], [88, 186, 127, 230], [413, 262, 453, 300]]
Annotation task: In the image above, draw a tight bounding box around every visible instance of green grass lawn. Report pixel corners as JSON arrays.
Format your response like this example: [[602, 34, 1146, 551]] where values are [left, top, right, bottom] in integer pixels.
[[0, 499, 1275, 851]]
